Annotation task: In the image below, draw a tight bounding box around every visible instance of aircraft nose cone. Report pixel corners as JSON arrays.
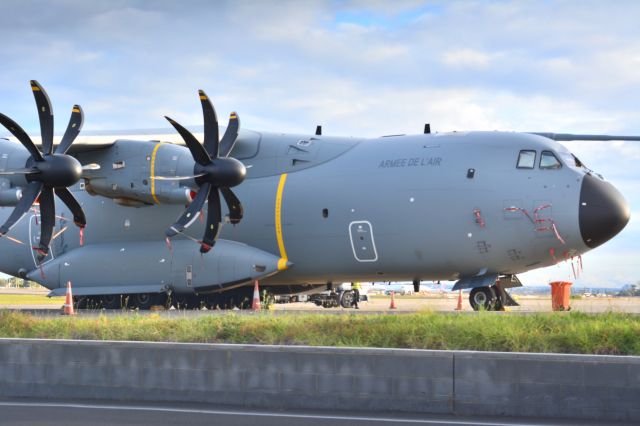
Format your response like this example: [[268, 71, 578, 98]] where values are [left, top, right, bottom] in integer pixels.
[[579, 173, 630, 249]]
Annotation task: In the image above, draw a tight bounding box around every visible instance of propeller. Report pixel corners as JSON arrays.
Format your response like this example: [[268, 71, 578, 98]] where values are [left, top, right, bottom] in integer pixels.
[[0, 80, 86, 260], [163, 90, 246, 253]]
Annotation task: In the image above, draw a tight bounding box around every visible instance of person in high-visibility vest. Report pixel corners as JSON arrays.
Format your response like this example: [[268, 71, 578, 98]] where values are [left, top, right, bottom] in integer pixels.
[[351, 282, 361, 309]]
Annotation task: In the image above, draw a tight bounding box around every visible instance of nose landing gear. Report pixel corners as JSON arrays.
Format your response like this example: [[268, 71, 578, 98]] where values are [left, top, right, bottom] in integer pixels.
[[468, 276, 521, 311], [469, 286, 497, 310]]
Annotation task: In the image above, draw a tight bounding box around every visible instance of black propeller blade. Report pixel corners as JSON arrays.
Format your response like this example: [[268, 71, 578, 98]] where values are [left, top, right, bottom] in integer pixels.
[[56, 105, 84, 155], [0, 80, 87, 261], [164, 90, 246, 253], [0, 112, 44, 161], [0, 181, 43, 236], [31, 80, 54, 155], [166, 182, 211, 238], [200, 90, 219, 157], [36, 187, 56, 257], [219, 112, 240, 157], [55, 187, 87, 228], [201, 188, 221, 251], [220, 187, 243, 225]]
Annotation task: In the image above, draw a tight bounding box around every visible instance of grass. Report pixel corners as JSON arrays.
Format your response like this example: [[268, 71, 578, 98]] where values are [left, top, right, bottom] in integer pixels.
[[0, 310, 639, 355], [0, 294, 63, 305]]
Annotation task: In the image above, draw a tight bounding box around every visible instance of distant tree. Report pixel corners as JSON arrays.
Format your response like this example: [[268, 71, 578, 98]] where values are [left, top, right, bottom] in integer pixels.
[[618, 283, 640, 297]]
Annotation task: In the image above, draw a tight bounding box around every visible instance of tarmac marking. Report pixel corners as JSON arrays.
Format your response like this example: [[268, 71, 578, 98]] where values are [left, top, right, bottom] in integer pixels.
[[0, 401, 551, 425]]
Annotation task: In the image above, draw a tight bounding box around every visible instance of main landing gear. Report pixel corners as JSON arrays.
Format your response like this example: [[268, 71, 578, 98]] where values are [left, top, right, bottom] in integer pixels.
[[72, 288, 255, 311], [74, 293, 170, 310], [469, 283, 519, 311]]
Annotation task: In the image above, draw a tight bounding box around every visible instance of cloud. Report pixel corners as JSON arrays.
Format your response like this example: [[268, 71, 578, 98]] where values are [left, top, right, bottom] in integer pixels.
[[441, 49, 496, 69]]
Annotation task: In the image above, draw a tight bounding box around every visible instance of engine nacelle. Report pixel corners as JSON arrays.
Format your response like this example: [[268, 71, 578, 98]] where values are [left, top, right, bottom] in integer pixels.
[[0, 188, 22, 207], [81, 140, 196, 206], [84, 182, 193, 207], [0, 139, 32, 189]]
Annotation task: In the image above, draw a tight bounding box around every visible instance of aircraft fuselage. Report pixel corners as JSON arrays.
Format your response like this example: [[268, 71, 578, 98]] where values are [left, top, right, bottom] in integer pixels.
[[0, 129, 629, 298]]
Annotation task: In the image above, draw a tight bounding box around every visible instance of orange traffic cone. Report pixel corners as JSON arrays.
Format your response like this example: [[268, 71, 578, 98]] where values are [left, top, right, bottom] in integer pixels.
[[389, 290, 397, 309], [455, 290, 463, 311], [62, 281, 75, 315], [251, 281, 261, 311]]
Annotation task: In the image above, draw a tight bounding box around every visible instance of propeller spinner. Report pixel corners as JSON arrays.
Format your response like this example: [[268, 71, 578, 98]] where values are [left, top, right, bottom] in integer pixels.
[[0, 80, 86, 260], [164, 90, 246, 253]]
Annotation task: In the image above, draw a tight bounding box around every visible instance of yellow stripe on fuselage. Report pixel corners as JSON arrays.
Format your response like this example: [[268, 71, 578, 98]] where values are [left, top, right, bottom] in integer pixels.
[[275, 173, 289, 270], [150, 142, 166, 204]]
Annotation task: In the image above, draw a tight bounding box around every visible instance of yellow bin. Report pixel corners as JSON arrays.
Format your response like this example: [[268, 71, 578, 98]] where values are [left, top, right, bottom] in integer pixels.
[[549, 281, 572, 311]]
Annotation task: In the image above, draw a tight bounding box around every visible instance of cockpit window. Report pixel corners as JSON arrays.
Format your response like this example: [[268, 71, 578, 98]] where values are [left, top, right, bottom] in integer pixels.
[[517, 150, 536, 169], [540, 151, 561, 169], [558, 152, 584, 168], [573, 155, 584, 168]]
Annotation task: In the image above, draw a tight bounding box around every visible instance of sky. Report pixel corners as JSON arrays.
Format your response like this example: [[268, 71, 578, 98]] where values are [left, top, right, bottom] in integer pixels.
[[0, 0, 638, 288]]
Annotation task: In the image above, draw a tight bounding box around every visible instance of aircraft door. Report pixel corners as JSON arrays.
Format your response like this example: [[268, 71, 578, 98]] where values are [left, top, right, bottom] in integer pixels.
[[349, 221, 378, 262]]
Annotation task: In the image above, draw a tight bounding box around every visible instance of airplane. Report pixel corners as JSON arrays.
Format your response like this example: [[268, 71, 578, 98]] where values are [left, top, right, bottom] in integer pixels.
[[0, 81, 632, 310]]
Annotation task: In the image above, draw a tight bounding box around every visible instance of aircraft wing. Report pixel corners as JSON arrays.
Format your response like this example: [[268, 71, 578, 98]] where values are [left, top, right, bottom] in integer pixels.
[[0, 126, 205, 150], [530, 133, 640, 141]]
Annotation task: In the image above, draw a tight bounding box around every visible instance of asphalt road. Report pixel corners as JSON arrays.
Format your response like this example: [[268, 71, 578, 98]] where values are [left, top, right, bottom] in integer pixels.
[[0, 400, 629, 426]]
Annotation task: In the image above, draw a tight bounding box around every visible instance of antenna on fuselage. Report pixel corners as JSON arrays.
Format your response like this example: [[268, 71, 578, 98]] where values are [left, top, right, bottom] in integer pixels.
[[424, 123, 431, 134], [315, 125, 322, 136]]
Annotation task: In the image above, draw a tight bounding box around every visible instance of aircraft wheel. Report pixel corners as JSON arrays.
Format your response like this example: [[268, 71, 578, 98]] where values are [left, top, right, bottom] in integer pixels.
[[340, 291, 354, 308], [131, 293, 166, 310], [469, 287, 497, 311], [131, 293, 153, 310], [101, 294, 122, 310]]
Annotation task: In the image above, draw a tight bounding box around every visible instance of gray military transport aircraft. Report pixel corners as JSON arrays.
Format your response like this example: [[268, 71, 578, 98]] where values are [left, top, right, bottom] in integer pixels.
[[0, 81, 632, 310]]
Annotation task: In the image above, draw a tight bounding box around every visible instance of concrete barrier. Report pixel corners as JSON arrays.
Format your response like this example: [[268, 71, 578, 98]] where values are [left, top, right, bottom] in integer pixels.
[[454, 351, 640, 422], [0, 338, 638, 421]]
